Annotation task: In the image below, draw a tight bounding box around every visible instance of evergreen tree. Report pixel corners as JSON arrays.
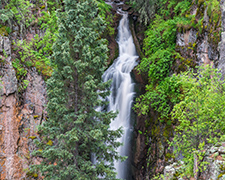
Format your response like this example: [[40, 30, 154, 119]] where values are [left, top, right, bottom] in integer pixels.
[[130, 0, 159, 25], [32, 0, 122, 179]]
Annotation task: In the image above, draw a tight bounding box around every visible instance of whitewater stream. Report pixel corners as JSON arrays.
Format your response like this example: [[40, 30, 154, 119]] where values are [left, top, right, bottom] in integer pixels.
[[103, 11, 138, 179]]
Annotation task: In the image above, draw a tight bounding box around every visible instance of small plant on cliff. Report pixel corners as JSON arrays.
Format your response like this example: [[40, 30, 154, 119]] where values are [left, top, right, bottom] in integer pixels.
[[11, 1, 58, 80], [31, 0, 123, 179], [0, 0, 34, 31], [169, 66, 225, 177]]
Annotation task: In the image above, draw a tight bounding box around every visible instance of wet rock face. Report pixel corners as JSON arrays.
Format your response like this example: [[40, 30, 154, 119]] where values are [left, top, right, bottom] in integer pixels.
[[218, 1, 225, 78], [176, 29, 197, 47], [0, 35, 47, 179], [107, 11, 121, 65], [132, 115, 148, 180], [176, 6, 217, 69]]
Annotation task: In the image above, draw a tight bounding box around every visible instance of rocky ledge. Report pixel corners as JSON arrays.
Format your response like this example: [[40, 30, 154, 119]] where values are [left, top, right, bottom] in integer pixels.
[[164, 143, 225, 180]]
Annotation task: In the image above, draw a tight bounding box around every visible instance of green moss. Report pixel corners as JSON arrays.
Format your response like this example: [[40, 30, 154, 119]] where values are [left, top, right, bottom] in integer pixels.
[[173, 171, 182, 179], [218, 164, 225, 179], [46, 140, 53, 146], [173, 50, 196, 73], [206, 0, 221, 54], [40, 5, 45, 9], [152, 125, 160, 136], [0, 26, 8, 36], [33, 115, 39, 119], [113, 45, 119, 61], [26, 170, 38, 179], [198, 0, 204, 5], [28, 136, 37, 140], [33, 173, 38, 178]]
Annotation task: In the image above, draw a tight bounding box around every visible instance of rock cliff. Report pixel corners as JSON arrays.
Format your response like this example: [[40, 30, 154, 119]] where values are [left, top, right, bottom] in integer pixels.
[[0, 35, 47, 179], [219, 0, 225, 78]]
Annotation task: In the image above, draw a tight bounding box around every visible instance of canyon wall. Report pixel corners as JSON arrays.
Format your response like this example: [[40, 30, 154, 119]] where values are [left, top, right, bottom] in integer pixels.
[[0, 35, 47, 179]]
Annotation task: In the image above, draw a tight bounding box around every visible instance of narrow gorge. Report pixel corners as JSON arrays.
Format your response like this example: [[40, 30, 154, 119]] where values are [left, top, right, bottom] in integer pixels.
[[1, 0, 225, 179]]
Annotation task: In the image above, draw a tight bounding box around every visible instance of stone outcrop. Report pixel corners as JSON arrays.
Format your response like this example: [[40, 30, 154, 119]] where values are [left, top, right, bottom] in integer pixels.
[[0, 35, 47, 179], [164, 143, 225, 180], [218, 0, 225, 78], [176, 5, 218, 69]]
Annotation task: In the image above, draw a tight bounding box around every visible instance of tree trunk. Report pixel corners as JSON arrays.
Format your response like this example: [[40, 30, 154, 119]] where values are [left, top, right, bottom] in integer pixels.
[[194, 153, 198, 179]]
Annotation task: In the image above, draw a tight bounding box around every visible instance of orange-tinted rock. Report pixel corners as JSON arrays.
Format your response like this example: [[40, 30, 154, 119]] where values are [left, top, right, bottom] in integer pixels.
[[0, 36, 47, 179]]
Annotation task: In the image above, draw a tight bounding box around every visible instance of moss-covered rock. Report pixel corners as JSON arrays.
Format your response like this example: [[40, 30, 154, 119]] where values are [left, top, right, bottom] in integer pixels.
[[0, 26, 8, 36]]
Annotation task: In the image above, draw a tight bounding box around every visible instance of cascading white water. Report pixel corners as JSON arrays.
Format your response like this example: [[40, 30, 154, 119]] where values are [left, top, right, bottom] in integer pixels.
[[103, 12, 138, 179]]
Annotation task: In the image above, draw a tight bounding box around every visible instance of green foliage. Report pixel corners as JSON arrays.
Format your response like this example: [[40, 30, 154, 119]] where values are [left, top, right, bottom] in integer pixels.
[[169, 66, 225, 177], [152, 173, 165, 180], [11, 0, 58, 80], [130, 0, 192, 25], [160, 0, 192, 17], [135, 14, 185, 122], [0, 0, 58, 81], [31, 0, 122, 179], [11, 58, 27, 78], [134, 1, 202, 177], [133, 0, 222, 178], [134, 0, 201, 125], [0, 8, 14, 24], [205, 0, 221, 51], [0, 0, 60, 35], [11, 57, 29, 92], [138, 15, 177, 81], [0, 0, 34, 30], [97, 0, 115, 36], [0, 25, 9, 36], [206, 0, 220, 22], [135, 76, 181, 120], [97, 0, 111, 16], [13, 34, 54, 78]]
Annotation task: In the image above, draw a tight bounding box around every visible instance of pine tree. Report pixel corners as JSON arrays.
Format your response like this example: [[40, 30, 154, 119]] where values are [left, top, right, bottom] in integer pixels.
[[130, 0, 159, 25], [32, 0, 122, 179]]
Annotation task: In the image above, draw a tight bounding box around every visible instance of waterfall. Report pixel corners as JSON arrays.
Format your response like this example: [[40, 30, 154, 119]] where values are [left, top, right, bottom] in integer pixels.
[[103, 13, 138, 179]]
